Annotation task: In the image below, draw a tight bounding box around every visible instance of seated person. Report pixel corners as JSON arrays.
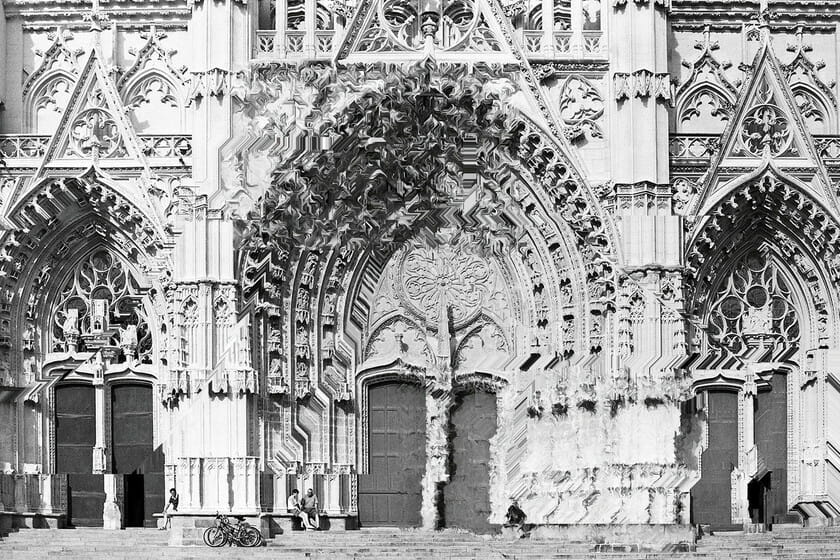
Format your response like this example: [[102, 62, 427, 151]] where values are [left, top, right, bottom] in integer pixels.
[[160, 488, 179, 530], [300, 488, 320, 530], [504, 499, 529, 538], [287, 488, 303, 529]]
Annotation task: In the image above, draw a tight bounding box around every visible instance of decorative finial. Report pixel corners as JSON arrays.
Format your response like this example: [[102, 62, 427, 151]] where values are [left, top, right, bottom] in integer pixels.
[[756, 0, 772, 40], [83, 0, 110, 34]]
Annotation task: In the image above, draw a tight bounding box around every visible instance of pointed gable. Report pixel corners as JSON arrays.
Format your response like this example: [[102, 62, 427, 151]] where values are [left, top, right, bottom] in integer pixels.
[[35, 48, 152, 172], [690, 40, 835, 216], [334, 0, 521, 64]]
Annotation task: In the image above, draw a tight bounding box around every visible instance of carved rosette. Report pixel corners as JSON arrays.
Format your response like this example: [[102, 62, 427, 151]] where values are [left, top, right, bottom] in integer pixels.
[[399, 245, 493, 329], [69, 107, 123, 158]]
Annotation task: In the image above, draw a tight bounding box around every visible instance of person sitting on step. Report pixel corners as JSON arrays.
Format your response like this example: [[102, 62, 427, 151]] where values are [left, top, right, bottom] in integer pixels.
[[504, 499, 529, 538], [287, 488, 304, 530], [160, 488, 179, 530], [300, 488, 320, 530]]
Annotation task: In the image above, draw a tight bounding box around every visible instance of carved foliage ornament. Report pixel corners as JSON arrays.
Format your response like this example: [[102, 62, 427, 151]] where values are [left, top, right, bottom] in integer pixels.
[[737, 79, 794, 158], [70, 107, 122, 158]]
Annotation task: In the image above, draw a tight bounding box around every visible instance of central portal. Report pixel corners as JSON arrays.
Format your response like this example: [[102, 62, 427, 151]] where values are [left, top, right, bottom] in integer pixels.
[[358, 381, 426, 527]]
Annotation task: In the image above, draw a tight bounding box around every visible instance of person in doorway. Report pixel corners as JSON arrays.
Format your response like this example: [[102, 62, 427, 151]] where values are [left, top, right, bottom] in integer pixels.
[[300, 488, 319, 530], [286, 488, 304, 529], [504, 499, 529, 538], [160, 488, 179, 530]]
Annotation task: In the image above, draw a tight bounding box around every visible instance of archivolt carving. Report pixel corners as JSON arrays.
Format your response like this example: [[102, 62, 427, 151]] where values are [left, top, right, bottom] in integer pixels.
[[686, 171, 839, 349], [238, 62, 617, 320]]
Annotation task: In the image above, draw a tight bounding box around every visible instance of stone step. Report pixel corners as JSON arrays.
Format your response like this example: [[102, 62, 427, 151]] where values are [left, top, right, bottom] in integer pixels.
[[3, 527, 840, 559]]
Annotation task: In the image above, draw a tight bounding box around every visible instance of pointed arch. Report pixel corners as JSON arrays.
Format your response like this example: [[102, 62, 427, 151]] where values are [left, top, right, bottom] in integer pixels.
[[676, 83, 735, 133], [25, 70, 77, 134], [687, 167, 840, 352], [789, 82, 833, 135], [120, 69, 186, 133]]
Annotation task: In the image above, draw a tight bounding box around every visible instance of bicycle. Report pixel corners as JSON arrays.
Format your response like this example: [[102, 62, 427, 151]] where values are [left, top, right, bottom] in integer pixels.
[[203, 513, 263, 547]]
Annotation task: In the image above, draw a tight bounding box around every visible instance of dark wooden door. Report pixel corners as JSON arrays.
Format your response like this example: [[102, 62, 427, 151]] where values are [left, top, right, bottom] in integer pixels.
[[111, 383, 163, 527], [755, 373, 788, 525], [444, 390, 497, 533], [66, 474, 105, 527], [358, 382, 425, 527], [55, 384, 103, 527], [692, 390, 739, 529], [55, 384, 96, 474]]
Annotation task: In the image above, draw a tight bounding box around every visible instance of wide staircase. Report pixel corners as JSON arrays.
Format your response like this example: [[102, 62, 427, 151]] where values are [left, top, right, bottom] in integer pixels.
[[2, 525, 840, 559]]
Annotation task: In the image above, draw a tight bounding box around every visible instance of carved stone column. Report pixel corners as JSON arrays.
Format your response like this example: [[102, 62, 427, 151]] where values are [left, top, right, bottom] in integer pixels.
[[92, 354, 107, 474], [102, 474, 123, 530], [421, 388, 452, 530]]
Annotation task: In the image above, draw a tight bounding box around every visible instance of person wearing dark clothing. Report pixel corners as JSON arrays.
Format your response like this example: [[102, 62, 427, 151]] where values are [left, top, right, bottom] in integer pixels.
[[505, 500, 529, 538], [160, 488, 179, 530]]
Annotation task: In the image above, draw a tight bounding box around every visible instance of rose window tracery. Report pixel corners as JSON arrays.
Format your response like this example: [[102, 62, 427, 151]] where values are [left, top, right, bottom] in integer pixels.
[[399, 244, 492, 328], [706, 250, 799, 355], [51, 250, 152, 361], [740, 104, 792, 157], [70, 107, 122, 158]]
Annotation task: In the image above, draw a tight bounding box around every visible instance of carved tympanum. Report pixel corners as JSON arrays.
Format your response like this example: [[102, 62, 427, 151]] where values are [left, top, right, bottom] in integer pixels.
[[400, 245, 492, 328]]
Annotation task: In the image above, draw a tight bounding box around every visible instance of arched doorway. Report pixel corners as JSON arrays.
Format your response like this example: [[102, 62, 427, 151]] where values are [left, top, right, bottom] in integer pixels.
[[690, 248, 803, 529], [111, 383, 164, 527], [443, 389, 498, 533], [358, 380, 426, 527]]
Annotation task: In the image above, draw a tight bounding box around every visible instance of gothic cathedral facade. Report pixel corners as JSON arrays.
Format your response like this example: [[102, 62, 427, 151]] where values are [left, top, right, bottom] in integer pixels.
[[0, 0, 839, 538]]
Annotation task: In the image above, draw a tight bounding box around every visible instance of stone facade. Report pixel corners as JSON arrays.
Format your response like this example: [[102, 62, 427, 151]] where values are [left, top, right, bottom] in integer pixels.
[[0, 0, 838, 539]]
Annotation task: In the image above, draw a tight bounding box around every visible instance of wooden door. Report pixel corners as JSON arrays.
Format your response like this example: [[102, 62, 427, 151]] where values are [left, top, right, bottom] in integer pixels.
[[754, 373, 788, 525], [55, 384, 103, 527], [111, 383, 163, 527], [444, 390, 497, 533], [358, 381, 425, 527], [55, 384, 96, 474], [692, 390, 739, 529]]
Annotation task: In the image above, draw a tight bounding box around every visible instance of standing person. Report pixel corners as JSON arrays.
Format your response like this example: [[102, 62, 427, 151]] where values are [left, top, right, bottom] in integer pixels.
[[300, 488, 319, 530], [286, 488, 303, 529], [160, 488, 179, 530]]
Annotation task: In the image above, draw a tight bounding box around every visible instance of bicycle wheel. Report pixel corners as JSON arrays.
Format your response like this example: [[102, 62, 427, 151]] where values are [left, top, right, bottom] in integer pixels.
[[203, 526, 226, 547], [240, 525, 262, 547]]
